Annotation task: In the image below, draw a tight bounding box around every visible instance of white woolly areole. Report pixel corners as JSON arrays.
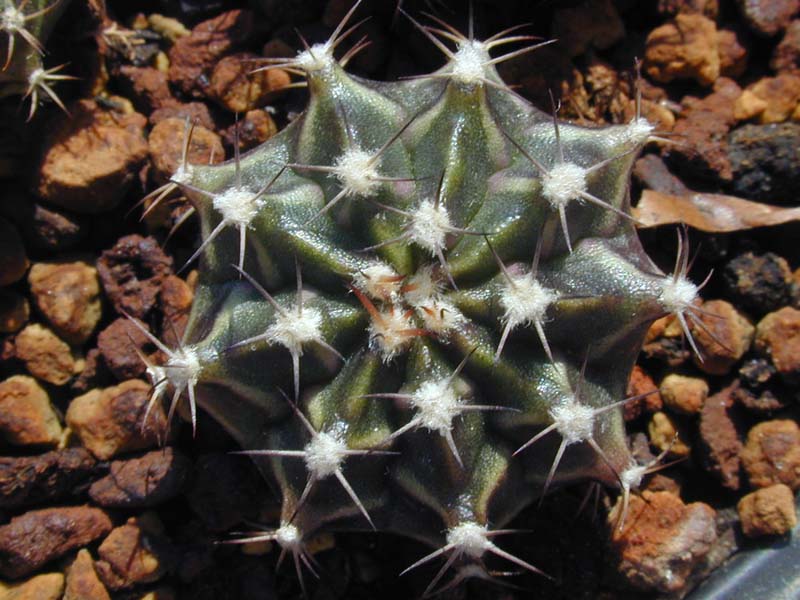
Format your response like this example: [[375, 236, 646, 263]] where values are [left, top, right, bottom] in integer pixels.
[[403, 265, 443, 305], [334, 147, 381, 197], [304, 431, 347, 478], [266, 307, 323, 355], [411, 379, 462, 433], [659, 276, 698, 313], [451, 40, 489, 86], [605, 118, 655, 149], [27, 67, 47, 87], [164, 347, 202, 390], [275, 523, 302, 550], [625, 118, 655, 146], [501, 274, 559, 329], [620, 462, 648, 490], [369, 306, 415, 361], [416, 299, 463, 336], [446, 522, 491, 559], [212, 187, 261, 226], [550, 398, 595, 445], [2, 6, 25, 30], [408, 200, 451, 255], [171, 163, 194, 185], [542, 163, 588, 208], [353, 263, 402, 301], [295, 42, 334, 72]]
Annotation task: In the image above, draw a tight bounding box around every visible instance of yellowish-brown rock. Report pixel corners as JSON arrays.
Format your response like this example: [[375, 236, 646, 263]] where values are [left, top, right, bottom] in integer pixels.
[[0, 375, 62, 446]]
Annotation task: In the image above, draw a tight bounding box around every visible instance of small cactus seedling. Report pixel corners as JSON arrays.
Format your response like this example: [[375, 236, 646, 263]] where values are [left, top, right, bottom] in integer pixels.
[[0, 0, 73, 119], [139, 3, 709, 594]]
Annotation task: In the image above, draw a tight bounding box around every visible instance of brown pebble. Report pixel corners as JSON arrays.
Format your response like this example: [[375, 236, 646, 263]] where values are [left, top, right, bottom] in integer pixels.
[[723, 252, 793, 315], [0, 375, 62, 447], [665, 77, 741, 181], [717, 28, 748, 79], [149, 102, 217, 131], [734, 89, 769, 121], [14, 324, 76, 385], [209, 53, 290, 113], [21, 203, 86, 252], [64, 549, 111, 600], [27, 260, 102, 345], [35, 100, 149, 214], [643, 315, 691, 366], [97, 317, 156, 381], [648, 411, 692, 456], [610, 491, 717, 593], [72, 348, 114, 395], [97, 234, 173, 319], [732, 384, 788, 413], [222, 109, 278, 152], [66, 379, 168, 460], [697, 383, 743, 489], [159, 276, 194, 348], [0, 506, 112, 578], [736, 0, 799, 36], [660, 373, 708, 415], [741, 419, 800, 489], [117, 66, 178, 114], [168, 10, 254, 98], [96, 515, 171, 590], [89, 448, 190, 508], [690, 299, 754, 375], [755, 307, 800, 382], [645, 14, 720, 86], [738, 483, 797, 536], [743, 73, 800, 123], [772, 20, 800, 71], [148, 118, 223, 184], [0, 291, 29, 334], [0, 448, 96, 509], [0, 217, 28, 286], [624, 365, 663, 421], [0, 573, 64, 600]]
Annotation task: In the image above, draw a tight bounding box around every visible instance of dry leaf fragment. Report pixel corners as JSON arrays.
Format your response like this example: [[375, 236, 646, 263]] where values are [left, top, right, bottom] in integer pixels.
[[634, 190, 800, 232]]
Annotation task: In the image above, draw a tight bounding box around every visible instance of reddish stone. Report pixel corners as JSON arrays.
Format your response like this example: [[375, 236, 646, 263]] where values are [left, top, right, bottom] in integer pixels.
[[741, 419, 800, 489], [737, 0, 799, 36], [97, 234, 173, 319], [624, 366, 663, 421], [27, 260, 102, 345], [664, 77, 741, 181], [645, 14, 720, 86], [97, 317, 155, 381], [168, 10, 254, 98], [697, 384, 743, 490], [610, 491, 717, 593], [0, 448, 96, 509], [89, 448, 190, 508], [117, 66, 177, 114], [0, 506, 112, 578], [35, 100, 148, 214], [148, 118, 223, 184]]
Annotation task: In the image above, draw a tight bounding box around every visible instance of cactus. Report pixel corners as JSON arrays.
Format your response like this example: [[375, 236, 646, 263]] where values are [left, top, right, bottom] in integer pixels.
[[135, 4, 708, 593], [0, 0, 73, 120]]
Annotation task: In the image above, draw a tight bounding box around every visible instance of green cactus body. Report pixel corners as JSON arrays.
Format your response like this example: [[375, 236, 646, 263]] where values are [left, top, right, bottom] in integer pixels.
[[140, 6, 704, 590]]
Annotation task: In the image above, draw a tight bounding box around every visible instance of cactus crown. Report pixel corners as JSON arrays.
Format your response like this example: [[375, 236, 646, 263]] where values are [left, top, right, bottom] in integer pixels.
[[139, 3, 701, 593]]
